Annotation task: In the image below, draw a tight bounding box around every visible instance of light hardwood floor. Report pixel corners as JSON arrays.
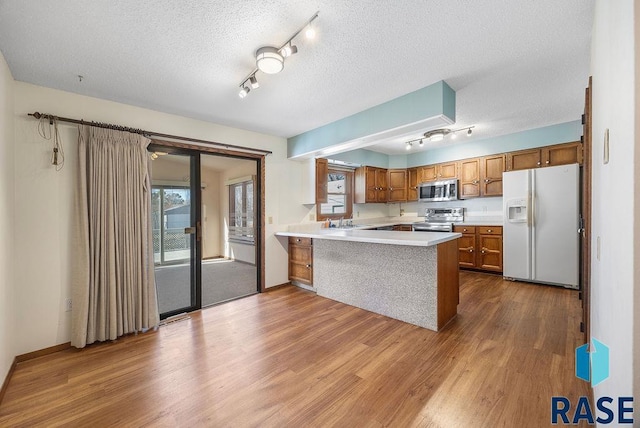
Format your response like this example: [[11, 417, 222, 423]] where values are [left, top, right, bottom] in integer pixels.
[[0, 271, 591, 427]]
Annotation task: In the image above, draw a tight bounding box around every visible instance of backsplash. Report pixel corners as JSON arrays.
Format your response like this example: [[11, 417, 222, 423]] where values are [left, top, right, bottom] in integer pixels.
[[391, 197, 504, 221]]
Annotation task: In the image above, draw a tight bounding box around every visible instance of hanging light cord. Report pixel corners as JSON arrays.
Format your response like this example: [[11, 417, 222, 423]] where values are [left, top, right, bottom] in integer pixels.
[[37, 115, 65, 171]]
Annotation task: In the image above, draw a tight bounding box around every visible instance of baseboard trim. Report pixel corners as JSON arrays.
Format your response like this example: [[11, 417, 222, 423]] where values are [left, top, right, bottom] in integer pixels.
[[0, 358, 17, 406], [0, 342, 72, 406], [15, 342, 72, 363], [264, 282, 293, 292]]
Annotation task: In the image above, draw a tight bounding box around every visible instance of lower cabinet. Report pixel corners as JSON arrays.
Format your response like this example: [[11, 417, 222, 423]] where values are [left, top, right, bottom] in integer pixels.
[[453, 225, 503, 273], [288, 237, 313, 285], [392, 224, 413, 231]]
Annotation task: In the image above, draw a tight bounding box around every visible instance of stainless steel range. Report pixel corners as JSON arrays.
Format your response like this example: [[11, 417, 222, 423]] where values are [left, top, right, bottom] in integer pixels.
[[412, 207, 464, 232]]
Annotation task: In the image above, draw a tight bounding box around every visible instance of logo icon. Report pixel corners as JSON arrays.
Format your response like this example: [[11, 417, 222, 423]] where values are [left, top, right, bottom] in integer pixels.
[[575, 338, 609, 386]]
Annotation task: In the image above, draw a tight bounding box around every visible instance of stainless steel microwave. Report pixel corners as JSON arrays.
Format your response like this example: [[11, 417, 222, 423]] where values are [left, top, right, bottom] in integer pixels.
[[418, 179, 459, 202]]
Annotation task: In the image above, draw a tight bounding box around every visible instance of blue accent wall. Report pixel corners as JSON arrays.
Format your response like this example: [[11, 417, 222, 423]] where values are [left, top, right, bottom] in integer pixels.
[[287, 81, 455, 158], [406, 120, 582, 167], [327, 120, 582, 168]]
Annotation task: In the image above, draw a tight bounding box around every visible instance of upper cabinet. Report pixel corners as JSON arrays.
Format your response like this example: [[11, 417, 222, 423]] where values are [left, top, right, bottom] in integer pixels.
[[507, 142, 582, 171], [355, 166, 388, 203], [387, 169, 407, 202], [459, 155, 505, 198], [407, 168, 419, 201], [419, 161, 457, 182], [315, 158, 329, 204]]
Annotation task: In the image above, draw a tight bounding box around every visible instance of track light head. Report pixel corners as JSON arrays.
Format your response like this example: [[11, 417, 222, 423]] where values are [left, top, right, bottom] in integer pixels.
[[467, 128, 473, 137], [249, 75, 259, 89], [238, 85, 250, 98], [405, 142, 412, 151], [305, 25, 316, 39], [281, 44, 298, 58], [419, 139, 424, 147]]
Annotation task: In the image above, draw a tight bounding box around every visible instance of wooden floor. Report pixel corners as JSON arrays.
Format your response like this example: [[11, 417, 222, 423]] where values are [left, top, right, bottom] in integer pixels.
[[0, 271, 591, 427]]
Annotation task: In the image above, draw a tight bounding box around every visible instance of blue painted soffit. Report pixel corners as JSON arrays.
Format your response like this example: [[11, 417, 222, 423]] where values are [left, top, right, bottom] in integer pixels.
[[287, 80, 456, 159]]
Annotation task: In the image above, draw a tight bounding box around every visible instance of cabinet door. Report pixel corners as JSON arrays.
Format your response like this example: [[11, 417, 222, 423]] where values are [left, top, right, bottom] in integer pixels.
[[459, 158, 480, 198], [481, 155, 505, 196], [507, 149, 541, 171], [420, 165, 437, 182], [288, 238, 313, 285], [315, 158, 328, 203], [437, 162, 457, 179], [375, 168, 388, 202], [365, 167, 378, 203], [407, 168, 419, 201], [542, 142, 583, 167], [458, 233, 477, 268], [478, 234, 503, 272], [387, 169, 407, 202]]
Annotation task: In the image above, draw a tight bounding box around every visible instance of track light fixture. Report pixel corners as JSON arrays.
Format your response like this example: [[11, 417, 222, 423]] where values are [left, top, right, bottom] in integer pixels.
[[401, 126, 476, 150], [237, 11, 319, 99]]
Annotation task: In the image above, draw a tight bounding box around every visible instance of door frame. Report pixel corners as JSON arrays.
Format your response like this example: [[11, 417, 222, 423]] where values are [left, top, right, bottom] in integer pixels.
[[149, 140, 266, 318]]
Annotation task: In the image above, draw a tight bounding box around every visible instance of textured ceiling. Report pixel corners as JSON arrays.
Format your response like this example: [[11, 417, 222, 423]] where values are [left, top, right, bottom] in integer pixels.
[[0, 0, 594, 155]]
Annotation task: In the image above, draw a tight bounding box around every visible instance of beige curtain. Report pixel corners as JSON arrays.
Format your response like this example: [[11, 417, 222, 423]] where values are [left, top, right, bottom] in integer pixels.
[[72, 126, 159, 348]]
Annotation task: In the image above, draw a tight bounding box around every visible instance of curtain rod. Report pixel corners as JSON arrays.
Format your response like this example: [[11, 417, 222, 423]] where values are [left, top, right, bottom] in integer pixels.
[[27, 111, 273, 156]]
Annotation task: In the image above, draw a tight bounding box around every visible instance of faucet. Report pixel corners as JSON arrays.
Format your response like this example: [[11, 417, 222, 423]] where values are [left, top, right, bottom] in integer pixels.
[[338, 217, 344, 228]]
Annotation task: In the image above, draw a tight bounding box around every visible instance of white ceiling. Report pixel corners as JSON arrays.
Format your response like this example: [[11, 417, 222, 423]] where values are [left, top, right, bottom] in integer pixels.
[[0, 1, 594, 156]]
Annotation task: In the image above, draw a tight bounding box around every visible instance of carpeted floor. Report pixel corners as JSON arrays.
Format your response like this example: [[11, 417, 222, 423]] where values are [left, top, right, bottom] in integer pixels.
[[154, 258, 257, 314]]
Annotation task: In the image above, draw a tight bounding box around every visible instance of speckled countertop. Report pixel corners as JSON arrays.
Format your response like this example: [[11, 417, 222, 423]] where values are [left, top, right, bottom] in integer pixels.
[[276, 229, 460, 247]]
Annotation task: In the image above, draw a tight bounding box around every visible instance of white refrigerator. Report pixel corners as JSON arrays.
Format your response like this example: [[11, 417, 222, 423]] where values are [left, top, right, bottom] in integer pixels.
[[502, 163, 579, 289]]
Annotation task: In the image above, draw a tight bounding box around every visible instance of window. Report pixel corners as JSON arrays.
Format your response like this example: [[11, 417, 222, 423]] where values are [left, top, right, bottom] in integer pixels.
[[318, 167, 353, 221], [229, 179, 254, 244]]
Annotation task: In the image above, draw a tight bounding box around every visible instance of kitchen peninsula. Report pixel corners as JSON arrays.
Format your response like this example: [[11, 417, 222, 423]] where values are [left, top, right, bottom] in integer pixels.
[[276, 229, 461, 331]]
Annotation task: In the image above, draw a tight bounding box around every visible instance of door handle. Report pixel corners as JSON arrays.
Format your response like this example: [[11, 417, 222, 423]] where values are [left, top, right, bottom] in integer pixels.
[[184, 227, 196, 234]]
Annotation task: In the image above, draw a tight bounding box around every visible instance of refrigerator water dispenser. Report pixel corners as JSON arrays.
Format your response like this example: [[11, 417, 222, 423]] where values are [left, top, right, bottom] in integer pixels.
[[506, 198, 527, 223]]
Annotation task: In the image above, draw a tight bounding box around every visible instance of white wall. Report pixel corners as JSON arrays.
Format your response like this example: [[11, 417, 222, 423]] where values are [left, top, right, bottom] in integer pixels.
[[590, 0, 637, 406], [0, 51, 15, 384], [11, 82, 308, 355], [200, 165, 221, 259]]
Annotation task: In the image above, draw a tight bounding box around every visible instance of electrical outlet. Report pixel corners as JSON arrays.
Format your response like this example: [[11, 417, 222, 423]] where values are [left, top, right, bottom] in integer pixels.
[[268, 216, 273, 224], [356, 211, 360, 218], [65, 298, 72, 312]]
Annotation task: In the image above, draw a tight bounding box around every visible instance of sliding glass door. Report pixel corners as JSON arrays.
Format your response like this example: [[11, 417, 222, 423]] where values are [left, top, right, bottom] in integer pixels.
[[149, 146, 262, 319], [150, 148, 201, 318]]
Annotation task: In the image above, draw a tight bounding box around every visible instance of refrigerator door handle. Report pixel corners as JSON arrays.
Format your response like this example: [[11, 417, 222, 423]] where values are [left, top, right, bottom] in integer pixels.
[[531, 171, 536, 280]]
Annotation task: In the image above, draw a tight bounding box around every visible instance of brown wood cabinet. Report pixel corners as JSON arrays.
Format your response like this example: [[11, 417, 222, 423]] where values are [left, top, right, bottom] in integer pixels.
[[387, 169, 407, 202], [459, 155, 505, 198], [315, 158, 328, 204], [507, 142, 582, 171], [407, 167, 419, 201], [392, 224, 413, 231], [419, 162, 457, 182], [355, 166, 388, 203], [453, 225, 503, 273], [288, 237, 313, 285]]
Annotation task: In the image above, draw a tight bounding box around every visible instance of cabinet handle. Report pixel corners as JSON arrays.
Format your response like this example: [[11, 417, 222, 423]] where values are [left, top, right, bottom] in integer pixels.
[[481, 248, 487, 254], [389, 187, 393, 190], [485, 179, 491, 183], [487, 229, 492, 233], [306, 264, 311, 268], [296, 238, 301, 242], [472, 180, 479, 184], [537, 161, 541, 166], [546, 160, 550, 164], [468, 248, 473, 253]]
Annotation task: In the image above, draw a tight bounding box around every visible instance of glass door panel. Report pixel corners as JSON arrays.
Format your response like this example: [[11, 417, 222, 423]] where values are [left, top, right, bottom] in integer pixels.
[[150, 151, 199, 318]]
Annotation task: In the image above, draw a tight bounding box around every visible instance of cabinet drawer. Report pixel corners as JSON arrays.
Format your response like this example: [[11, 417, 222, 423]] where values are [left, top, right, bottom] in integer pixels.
[[478, 226, 502, 235], [454, 225, 476, 234], [289, 237, 312, 246]]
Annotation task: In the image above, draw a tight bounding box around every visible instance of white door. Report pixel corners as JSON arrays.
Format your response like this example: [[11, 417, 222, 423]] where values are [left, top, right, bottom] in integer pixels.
[[503, 169, 531, 280]]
